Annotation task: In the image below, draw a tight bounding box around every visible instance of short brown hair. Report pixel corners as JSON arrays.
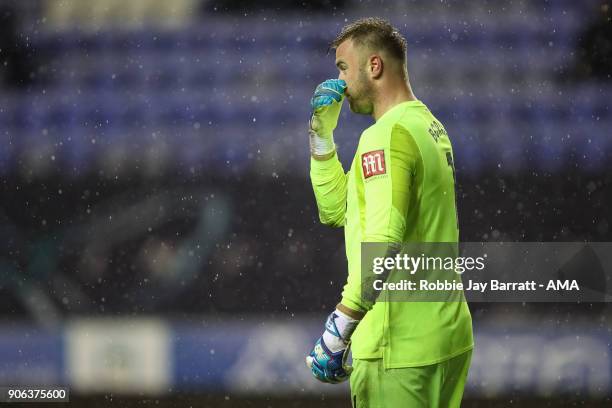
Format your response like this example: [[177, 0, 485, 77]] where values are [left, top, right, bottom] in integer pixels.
[[330, 17, 407, 64]]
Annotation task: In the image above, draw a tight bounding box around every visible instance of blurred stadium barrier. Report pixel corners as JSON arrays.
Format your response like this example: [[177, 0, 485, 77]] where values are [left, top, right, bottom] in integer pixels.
[[44, 0, 199, 30], [0, 318, 610, 398]]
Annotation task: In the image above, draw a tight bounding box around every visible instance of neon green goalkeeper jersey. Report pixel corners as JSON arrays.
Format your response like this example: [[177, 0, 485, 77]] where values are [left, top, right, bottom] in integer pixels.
[[310, 100, 473, 367]]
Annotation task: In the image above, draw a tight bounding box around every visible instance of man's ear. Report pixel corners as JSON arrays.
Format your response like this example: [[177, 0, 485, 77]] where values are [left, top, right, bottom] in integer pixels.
[[368, 55, 383, 79]]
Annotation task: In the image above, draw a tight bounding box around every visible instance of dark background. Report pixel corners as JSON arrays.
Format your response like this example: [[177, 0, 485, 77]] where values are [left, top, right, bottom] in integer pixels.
[[0, 0, 610, 406]]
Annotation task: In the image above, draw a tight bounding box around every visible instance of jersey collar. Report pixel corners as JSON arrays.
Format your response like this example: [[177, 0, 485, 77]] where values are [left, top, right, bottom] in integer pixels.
[[376, 100, 424, 124]]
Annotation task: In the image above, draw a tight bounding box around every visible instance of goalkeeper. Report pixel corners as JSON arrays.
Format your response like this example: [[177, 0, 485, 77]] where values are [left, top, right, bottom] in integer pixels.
[[305, 18, 474, 407]]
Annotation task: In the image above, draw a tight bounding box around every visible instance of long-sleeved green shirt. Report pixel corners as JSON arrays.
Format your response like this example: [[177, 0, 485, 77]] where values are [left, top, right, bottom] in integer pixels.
[[311, 100, 473, 367]]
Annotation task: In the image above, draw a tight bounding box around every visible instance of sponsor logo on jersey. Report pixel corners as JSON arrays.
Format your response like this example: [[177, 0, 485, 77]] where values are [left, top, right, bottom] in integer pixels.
[[361, 150, 386, 179]]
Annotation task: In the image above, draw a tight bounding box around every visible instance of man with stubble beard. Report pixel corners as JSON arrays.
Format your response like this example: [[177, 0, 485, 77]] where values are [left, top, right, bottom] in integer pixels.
[[305, 18, 473, 407]]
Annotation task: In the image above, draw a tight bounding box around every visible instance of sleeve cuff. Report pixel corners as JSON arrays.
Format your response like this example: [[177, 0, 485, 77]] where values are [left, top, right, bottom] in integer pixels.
[[340, 297, 368, 314]]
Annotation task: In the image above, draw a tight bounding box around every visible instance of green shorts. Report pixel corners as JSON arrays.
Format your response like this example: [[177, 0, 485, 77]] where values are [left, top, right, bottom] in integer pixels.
[[350, 350, 472, 408]]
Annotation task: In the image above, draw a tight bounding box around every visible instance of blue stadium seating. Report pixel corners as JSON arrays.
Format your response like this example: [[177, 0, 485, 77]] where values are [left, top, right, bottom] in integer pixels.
[[0, 5, 610, 176]]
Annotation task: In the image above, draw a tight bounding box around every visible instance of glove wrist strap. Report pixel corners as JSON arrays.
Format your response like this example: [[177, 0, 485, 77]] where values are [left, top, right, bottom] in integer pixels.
[[309, 131, 335, 157], [322, 308, 359, 353]]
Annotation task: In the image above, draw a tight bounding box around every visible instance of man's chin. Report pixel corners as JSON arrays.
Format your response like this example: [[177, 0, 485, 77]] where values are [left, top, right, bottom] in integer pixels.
[[348, 100, 371, 115], [347, 100, 360, 113]]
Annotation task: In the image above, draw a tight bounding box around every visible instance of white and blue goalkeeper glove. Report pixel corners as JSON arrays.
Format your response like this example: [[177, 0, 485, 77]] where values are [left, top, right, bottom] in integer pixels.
[[305, 308, 358, 383], [309, 79, 346, 156]]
